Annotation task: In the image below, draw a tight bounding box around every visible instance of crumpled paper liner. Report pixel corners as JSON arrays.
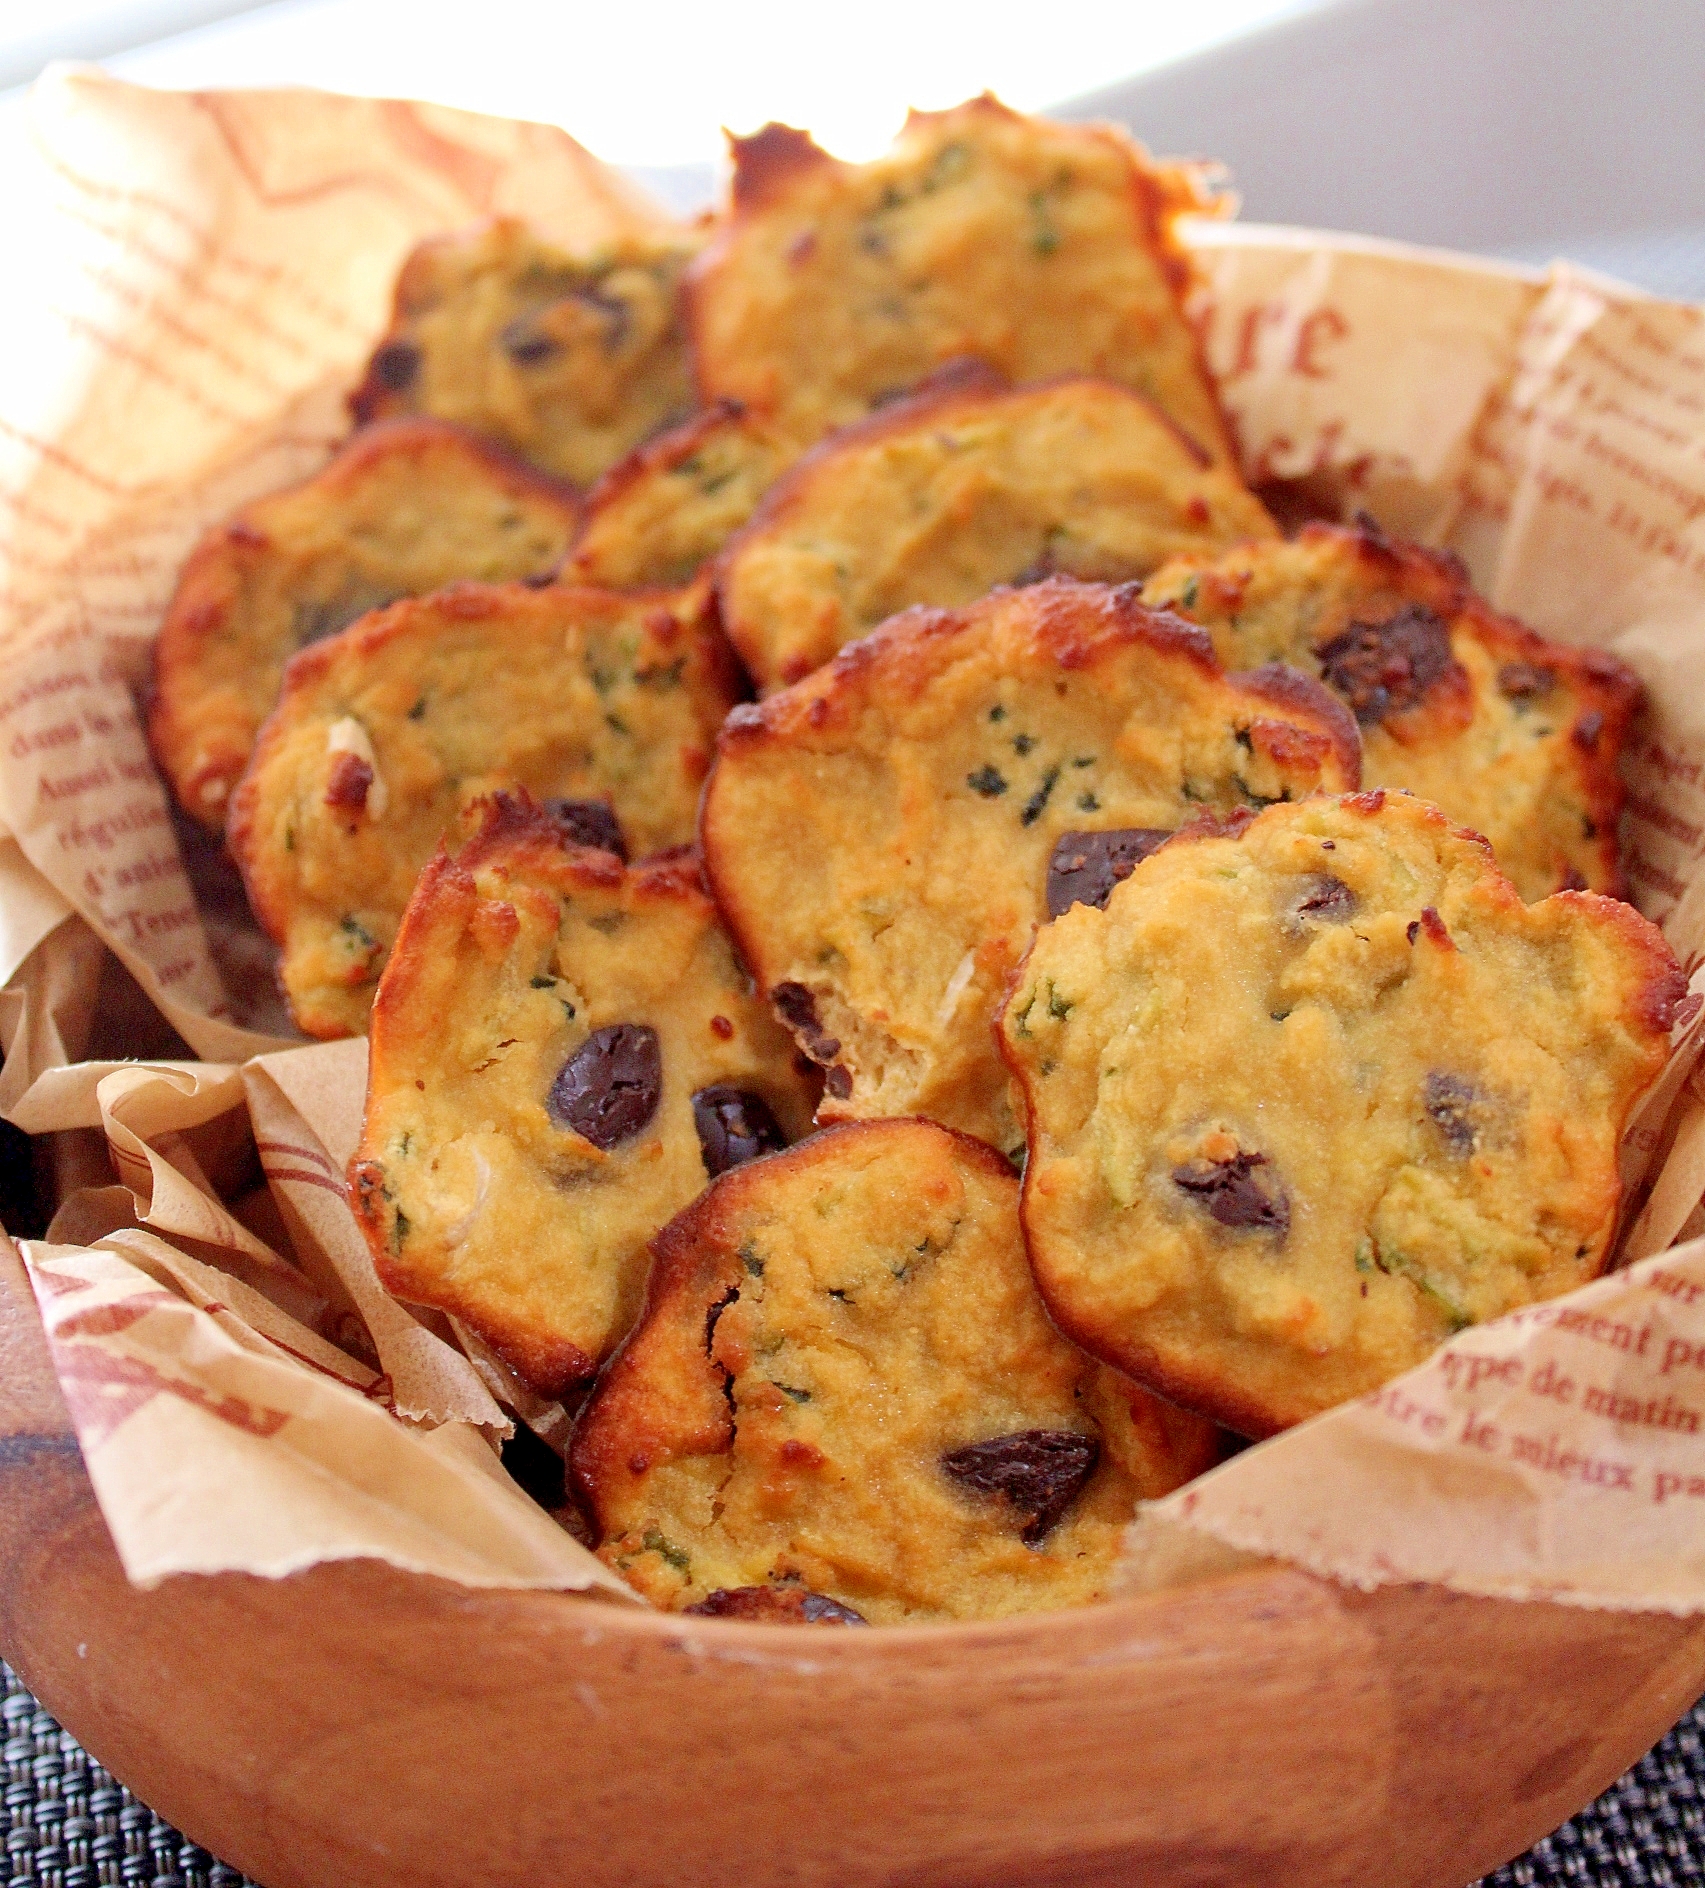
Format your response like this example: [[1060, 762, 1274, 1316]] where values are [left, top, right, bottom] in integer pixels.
[[5, 70, 1705, 1609], [21, 1233, 631, 1594]]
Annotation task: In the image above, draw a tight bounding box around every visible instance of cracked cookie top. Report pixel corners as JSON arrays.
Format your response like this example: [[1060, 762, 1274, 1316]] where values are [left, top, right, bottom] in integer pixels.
[[230, 579, 737, 1038], [350, 218, 700, 488], [1000, 790, 1686, 1436], [701, 576, 1359, 1152], [350, 794, 815, 1395], [571, 1117, 1218, 1622], [716, 365, 1274, 691], [149, 418, 582, 829], [1141, 520, 1641, 900], [686, 96, 1231, 459]]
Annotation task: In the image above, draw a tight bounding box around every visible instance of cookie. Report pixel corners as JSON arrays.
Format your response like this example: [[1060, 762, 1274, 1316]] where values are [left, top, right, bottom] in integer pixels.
[[229, 580, 737, 1039], [687, 96, 1231, 459], [700, 577, 1360, 1152], [571, 1117, 1219, 1623], [149, 418, 581, 828], [1141, 520, 1640, 898], [999, 791, 1687, 1436], [717, 364, 1275, 690], [350, 794, 814, 1396], [350, 218, 699, 486], [565, 400, 797, 590]]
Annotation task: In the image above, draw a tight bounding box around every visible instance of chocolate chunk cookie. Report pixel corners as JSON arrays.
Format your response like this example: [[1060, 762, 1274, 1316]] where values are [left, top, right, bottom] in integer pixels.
[[1141, 519, 1641, 898], [229, 579, 737, 1038], [1000, 791, 1686, 1436], [149, 419, 581, 828], [571, 1118, 1218, 1622], [717, 366, 1276, 690], [565, 401, 798, 590], [687, 96, 1232, 461], [351, 794, 814, 1395], [701, 577, 1360, 1151], [350, 218, 700, 486]]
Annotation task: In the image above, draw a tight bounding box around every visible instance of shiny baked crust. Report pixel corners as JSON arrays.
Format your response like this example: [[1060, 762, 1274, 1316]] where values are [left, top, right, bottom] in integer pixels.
[[1141, 520, 1640, 899], [686, 96, 1231, 459], [349, 218, 700, 487], [700, 577, 1360, 1152], [571, 1117, 1218, 1622], [999, 791, 1687, 1437], [229, 579, 738, 1039], [150, 420, 582, 830], [565, 400, 798, 589], [350, 794, 814, 1396], [717, 364, 1274, 690]]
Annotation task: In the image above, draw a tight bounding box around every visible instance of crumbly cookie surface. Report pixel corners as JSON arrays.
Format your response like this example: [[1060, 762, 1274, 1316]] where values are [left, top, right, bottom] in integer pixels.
[[350, 796, 813, 1395], [565, 401, 798, 590], [687, 96, 1230, 459], [229, 580, 737, 1038], [149, 419, 580, 828], [1000, 792, 1686, 1436], [349, 218, 699, 487], [1142, 521, 1640, 898], [717, 367, 1275, 690], [571, 1118, 1218, 1623], [701, 578, 1360, 1152]]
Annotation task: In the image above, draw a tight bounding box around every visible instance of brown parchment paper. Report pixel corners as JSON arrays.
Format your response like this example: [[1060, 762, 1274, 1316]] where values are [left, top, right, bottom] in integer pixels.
[[6, 71, 1705, 1607]]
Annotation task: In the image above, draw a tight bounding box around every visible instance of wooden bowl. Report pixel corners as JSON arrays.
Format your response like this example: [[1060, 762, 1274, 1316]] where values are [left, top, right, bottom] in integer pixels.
[[4, 1236, 1703, 1888]]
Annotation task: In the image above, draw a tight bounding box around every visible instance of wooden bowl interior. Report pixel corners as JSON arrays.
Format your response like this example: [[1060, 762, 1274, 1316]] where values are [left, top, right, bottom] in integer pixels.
[[4, 1238, 1704, 1888]]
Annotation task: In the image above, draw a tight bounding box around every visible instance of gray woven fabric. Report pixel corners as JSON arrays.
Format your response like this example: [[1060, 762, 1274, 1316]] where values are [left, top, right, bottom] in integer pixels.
[[3, 1659, 1701, 1887]]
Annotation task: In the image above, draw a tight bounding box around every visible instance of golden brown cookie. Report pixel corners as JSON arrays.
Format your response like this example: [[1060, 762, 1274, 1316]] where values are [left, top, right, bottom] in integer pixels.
[[571, 1117, 1219, 1622], [149, 419, 581, 829], [564, 400, 798, 590], [350, 218, 700, 486], [351, 794, 814, 1395], [1000, 791, 1687, 1437], [700, 578, 1360, 1151], [687, 96, 1231, 459], [717, 364, 1275, 690], [229, 580, 737, 1039], [1141, 520, 1640, 898]]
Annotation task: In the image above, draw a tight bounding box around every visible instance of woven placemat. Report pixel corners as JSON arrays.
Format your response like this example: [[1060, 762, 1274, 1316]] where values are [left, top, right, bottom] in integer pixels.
[[3, 1660, 1700, 1887]]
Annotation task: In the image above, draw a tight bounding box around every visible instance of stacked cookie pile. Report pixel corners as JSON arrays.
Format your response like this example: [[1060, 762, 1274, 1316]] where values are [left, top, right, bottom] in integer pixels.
[[145, 98, 1686, 1625]]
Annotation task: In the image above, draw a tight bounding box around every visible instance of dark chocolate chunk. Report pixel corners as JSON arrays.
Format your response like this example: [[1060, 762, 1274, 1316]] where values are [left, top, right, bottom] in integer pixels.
[[823, 1065, 853, 1100], [1172, 1151, 1290, 1237], [772, 982, 841, 1063], [542, 797, 628, 860], [1560, 866, 1589, 892], [500, 316, 561, 365], [1291, 874, 1357, 923], [692, 1085, 786, 1177], [1046, 828, 1170, 918], [683, 1585, 867, 1624], [548, 1024, 661, 1148], [1497, 661, 1555, 699], [369, 340, 419, 391], [1315, 604, 1458, 723], [941, 1430, 1100, 1545], [1424, 1072, 1481, 1154]]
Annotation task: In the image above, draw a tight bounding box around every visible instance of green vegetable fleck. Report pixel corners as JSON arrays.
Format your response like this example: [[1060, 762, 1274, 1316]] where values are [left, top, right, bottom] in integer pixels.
[[641, 1528, 691, 1574], [1021, 765, 1061, 826]]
